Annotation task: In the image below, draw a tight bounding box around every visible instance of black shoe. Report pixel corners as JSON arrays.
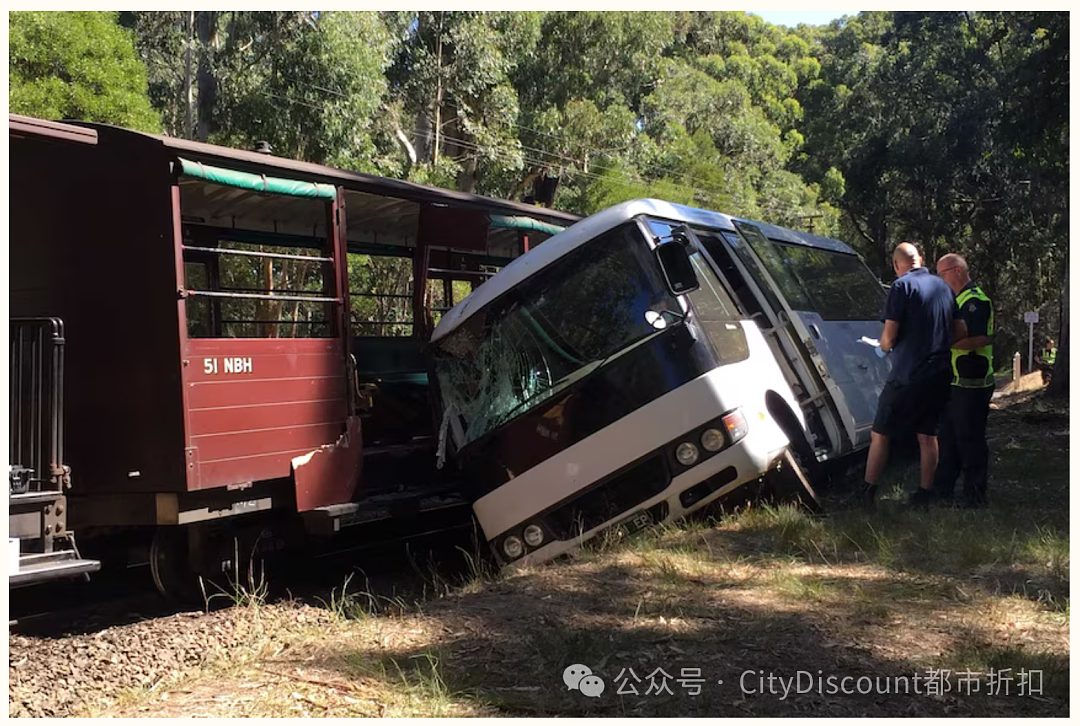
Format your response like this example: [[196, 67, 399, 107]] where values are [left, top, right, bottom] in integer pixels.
[[908, 488, 932, 510], [932, 491, 955, 508], [862, 484, 878, 512], [958, 495, 987, 510]]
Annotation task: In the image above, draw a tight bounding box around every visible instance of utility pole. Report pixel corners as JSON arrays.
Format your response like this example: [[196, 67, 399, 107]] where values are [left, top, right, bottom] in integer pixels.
[[795, 214, 823, 235]]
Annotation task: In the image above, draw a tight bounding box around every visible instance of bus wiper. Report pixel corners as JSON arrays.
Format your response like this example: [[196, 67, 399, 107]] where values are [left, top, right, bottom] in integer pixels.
[[489, 383, 560, 431], [489, 356, 609, 432]]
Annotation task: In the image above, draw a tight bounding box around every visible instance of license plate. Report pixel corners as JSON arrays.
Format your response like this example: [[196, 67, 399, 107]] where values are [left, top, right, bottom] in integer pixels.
[[615, 510, 654, 538]]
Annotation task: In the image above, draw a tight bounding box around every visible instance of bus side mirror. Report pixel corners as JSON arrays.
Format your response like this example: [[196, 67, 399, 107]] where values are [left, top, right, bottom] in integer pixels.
[[655, 239, 700, 296]]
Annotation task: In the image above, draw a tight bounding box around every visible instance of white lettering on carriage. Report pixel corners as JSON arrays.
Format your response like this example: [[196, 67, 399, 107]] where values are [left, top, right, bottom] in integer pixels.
[[223, 357, 253, 374], [203, 357, 253, 375]]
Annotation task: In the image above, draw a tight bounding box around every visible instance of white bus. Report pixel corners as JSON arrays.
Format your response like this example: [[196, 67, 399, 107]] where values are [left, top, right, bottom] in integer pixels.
[[429, 199, 829, 567]]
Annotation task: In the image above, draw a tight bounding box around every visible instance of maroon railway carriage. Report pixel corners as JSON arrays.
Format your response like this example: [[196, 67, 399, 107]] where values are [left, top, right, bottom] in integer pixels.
[[8, 114, 577, 591]]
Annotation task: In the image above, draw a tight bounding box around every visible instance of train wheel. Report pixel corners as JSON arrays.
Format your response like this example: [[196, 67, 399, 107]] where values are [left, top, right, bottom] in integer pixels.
[[149, 527, 201, 603]]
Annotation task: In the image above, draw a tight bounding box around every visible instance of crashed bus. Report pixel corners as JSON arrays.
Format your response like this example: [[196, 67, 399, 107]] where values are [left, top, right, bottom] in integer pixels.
[[430, 199, 890, 567]]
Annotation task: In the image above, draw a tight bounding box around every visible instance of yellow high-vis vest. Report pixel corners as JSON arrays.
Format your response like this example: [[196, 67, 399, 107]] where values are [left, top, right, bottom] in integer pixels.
[[951, 285, 994, 388]]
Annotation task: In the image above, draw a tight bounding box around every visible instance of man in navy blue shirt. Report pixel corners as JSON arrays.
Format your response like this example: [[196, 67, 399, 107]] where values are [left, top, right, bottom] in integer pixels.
[[863, 243, 966, 509]]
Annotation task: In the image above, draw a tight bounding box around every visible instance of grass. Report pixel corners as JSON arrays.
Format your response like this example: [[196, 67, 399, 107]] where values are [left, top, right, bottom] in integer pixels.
[[89, 392, 1068, 718], [199, 539, 271, 611]]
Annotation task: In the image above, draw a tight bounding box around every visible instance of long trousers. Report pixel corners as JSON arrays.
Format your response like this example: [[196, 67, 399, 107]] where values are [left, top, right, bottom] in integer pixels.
[[931, 385, 994, 503]]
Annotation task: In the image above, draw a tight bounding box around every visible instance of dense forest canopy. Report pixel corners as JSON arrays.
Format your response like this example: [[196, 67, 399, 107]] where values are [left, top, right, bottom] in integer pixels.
[[8, 10, 1069, 381]]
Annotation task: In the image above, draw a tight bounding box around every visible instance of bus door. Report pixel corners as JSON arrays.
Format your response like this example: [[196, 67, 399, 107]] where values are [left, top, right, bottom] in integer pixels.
[[695, 224, 850, 458], [645, 218, 819, 462], [764, 240, 890, 449], [728, 220, 869, 452]]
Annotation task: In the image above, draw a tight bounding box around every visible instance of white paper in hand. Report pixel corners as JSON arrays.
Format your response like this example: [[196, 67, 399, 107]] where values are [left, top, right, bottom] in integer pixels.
[[858, 336, 880, 347]]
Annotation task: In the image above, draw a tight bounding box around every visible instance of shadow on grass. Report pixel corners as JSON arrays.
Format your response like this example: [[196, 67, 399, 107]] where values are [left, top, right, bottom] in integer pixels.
[[307, 554, 1067, 717], [701, 394, 1072, 608]]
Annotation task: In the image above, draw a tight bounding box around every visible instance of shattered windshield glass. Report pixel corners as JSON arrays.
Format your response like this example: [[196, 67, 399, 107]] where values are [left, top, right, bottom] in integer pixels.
[[432, 221, 680, 450]]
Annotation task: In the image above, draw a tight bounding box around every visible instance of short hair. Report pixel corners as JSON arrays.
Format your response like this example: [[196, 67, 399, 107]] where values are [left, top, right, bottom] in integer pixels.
[[893, 242, 921, 266], [937, 253, 968, 271]]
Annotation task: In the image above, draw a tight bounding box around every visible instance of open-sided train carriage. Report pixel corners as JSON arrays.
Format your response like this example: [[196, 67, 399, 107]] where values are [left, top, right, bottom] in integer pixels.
[[8, 113, 577, 593]]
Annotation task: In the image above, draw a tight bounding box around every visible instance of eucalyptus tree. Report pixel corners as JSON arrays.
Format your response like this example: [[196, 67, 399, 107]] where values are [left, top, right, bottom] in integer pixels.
[[386, 11, 541, 194], [124, 11, 393, 171]]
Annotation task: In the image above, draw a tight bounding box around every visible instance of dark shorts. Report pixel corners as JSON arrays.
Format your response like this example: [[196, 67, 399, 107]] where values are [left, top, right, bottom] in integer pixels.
[[872, 370, 953, 438]]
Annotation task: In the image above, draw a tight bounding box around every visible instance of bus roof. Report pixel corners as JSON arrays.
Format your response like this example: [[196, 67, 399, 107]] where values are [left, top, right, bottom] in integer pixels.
[[431, 198, 859, 343]]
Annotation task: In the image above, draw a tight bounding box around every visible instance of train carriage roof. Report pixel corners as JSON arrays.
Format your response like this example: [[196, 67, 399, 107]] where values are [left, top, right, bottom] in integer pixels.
[[10, 113, 98, 146], [10, 114, 579, 258], [43, 118, 578, 224]]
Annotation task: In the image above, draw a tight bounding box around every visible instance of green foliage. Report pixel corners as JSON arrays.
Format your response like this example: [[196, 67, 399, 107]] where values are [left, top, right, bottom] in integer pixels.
[[124, 11, 393, 171], [214, 11, 393, 170], [388, 11, 538, 193], [797, 11, 1068, 366], [9, 11, 160, 131]]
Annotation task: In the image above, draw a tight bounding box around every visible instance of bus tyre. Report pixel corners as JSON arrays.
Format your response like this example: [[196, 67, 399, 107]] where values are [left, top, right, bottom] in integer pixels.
[[765, 448, 822, 512]]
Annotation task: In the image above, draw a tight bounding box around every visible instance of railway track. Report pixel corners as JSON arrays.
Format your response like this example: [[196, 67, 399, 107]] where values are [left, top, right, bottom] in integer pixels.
[[9, 507, 483, 635]]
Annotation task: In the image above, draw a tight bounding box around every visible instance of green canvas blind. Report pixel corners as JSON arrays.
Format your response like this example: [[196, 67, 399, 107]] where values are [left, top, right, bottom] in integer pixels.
[[489, 214, 565, 237], [177, 157, 337, 199]]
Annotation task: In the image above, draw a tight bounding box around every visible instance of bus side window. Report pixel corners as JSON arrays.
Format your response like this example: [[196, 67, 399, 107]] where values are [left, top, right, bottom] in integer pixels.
[[686, 253, 749, 365], [699, 234, 761, 321]]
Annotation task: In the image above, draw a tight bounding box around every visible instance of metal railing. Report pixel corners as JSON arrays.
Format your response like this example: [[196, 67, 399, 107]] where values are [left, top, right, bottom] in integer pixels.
[[9, 318, 66, 496]]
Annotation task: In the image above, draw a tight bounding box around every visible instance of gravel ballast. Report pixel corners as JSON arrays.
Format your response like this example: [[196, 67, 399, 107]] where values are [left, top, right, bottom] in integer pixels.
[[8, 604, 332, 717]]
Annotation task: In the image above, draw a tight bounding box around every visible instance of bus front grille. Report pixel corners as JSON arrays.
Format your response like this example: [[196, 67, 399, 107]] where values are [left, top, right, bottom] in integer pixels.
[[542, 455, 669, 541]]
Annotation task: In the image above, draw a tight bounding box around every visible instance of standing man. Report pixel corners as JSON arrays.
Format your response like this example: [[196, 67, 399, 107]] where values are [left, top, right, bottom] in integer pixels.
[[863, 243, 966, 510], [931, 254, 994, 508], [1037, 338, 1056, 385]]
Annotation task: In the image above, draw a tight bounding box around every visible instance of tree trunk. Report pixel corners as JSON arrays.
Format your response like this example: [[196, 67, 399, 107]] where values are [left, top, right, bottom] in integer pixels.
[[184, 11, 195, 139], [1047, 247, 1068, 398], [196, 11, 218, 142], [432, 12, 444, 165], [456, 151, 478, 194], [413, 110, 432, 168]]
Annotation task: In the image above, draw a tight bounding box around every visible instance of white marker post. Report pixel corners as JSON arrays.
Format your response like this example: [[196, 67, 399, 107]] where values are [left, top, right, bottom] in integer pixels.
[[1024, 310, 1039, 372]]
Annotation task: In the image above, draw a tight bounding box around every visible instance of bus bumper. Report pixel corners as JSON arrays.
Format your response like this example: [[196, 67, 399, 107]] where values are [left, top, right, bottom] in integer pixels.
[[506, 433, 788, 570]]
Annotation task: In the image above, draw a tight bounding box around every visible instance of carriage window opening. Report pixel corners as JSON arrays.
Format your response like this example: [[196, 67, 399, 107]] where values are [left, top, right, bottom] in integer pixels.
[[183, 261, 212, 338], [182, 236, 333, 338], [348, 253, 414, 337]]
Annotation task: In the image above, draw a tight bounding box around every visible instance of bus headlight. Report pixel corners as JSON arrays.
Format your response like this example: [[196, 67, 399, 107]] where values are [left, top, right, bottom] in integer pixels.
[[503, 535, 524, 560], [700, 428, 725, 452], [675, 442, 700, 466], [523, 524, 545, 548], [723, 409, 748, 443]]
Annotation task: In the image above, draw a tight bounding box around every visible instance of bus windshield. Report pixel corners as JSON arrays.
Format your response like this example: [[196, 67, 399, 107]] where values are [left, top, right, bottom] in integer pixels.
[[432, 221, 680, 449]]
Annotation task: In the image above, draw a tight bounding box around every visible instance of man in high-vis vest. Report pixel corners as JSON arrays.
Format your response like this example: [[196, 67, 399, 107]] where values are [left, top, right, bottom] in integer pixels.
[[931, 253, 994, 508], [1038, 338, 1057, 385]]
